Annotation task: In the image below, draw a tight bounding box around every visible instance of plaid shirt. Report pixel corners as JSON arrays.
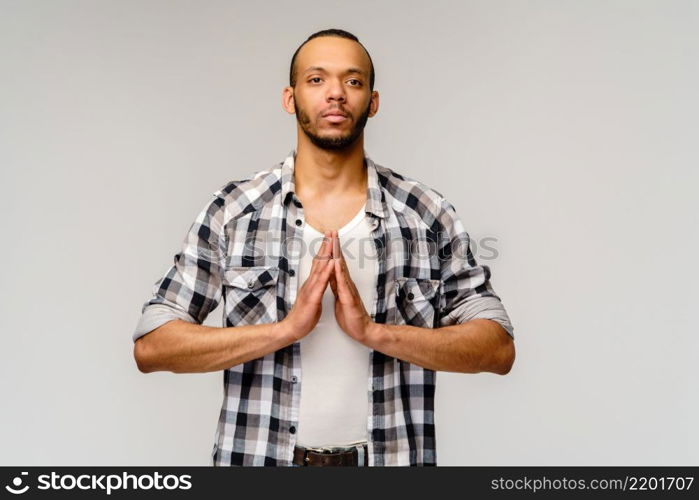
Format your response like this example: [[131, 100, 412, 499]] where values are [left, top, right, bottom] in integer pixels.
[[133, 149, 514, 466]]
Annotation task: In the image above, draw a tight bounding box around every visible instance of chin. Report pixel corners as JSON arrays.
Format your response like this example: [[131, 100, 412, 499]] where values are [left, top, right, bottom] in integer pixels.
[[322, 135, 353, 143]]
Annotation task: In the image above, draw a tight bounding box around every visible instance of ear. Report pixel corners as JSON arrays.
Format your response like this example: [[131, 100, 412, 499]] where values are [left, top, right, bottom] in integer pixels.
[[282, 86, 296, 114], [368, 90, 379, 118]]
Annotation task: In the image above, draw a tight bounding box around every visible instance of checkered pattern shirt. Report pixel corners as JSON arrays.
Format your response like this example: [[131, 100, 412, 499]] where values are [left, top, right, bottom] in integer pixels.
[[133, 149, 514, 466]]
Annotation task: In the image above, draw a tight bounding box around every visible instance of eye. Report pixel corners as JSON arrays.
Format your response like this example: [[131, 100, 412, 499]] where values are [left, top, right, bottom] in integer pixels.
[[348, 79, 362, 86], [308, 77, 322, 84]]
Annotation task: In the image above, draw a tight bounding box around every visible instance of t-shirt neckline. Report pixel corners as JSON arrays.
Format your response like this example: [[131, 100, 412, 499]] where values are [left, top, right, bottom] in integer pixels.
[[304, 203, 366, 238]]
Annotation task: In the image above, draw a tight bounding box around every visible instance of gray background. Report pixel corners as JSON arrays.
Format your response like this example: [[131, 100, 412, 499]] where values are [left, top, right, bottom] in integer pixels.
[[1, 0, 697, 465]]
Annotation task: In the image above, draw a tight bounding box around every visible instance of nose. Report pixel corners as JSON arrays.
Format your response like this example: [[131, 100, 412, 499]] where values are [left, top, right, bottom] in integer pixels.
[[326, 78, 346, 103]]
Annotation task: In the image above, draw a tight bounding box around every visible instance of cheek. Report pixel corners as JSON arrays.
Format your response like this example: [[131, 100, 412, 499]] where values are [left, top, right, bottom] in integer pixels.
[[295, 91, 321, 112], [293, 99, 313, 123]]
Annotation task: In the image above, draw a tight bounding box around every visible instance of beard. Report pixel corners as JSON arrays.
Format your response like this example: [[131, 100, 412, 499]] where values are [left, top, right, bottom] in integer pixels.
[[295, 98, 371, 151]]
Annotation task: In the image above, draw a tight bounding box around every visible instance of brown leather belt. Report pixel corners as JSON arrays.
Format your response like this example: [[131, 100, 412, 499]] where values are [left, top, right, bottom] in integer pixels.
[[293, 443, 368, 466]]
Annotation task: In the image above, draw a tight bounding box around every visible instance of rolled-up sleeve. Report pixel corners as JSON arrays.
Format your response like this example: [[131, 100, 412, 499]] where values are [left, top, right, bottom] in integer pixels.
[[132, 194, 226, 343], [437, 197, 515, 339]]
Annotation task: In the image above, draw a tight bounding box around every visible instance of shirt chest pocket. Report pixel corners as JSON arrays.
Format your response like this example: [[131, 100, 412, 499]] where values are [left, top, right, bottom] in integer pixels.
[[221, 266, 279, 326], [391, 277, 441, 329]]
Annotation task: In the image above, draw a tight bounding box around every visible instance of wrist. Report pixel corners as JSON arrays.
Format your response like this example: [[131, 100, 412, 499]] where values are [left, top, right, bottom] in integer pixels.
[[366, 320, 388, 349], [274, 318, 302, 343], [273, 319, 293, 342]]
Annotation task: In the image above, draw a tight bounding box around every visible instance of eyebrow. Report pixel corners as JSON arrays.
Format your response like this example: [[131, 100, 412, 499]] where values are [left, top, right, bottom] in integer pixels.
[[302, 66, 366, 77]]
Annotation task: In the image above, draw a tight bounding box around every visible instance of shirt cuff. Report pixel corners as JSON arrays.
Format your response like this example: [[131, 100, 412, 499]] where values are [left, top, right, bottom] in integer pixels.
[[132, 304, 198, 343], [441, 295, 515, 339]]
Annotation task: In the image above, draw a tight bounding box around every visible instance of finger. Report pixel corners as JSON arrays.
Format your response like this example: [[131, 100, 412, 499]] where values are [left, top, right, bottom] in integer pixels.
[[332, 230, 360, 296], [313, 235, 335, 288], [334, 231, 354, 289], [314, 231, 332, 262], [334, 258, 353, 302], [309, 231, 332, 279], [328, 231, 339, 297], [328, 262, 338, 297], [336, 229, 348, 261], [318, 230, 332, 258], [318, 252, 336, 294], [332, 230, 341, 260], [308, 258, 333, 301]]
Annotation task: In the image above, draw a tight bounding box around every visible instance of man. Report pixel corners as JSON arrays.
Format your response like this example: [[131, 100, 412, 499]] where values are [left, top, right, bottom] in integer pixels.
[[132, 28, 515, 467]]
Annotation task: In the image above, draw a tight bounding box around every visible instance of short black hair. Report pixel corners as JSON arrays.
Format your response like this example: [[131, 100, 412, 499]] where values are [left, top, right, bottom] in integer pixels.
[[289, 28, 375, 91]]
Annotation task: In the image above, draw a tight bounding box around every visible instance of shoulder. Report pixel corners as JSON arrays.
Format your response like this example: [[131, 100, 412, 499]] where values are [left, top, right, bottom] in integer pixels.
[[372, 160, 452, 229], [209, 162, 284, 220]]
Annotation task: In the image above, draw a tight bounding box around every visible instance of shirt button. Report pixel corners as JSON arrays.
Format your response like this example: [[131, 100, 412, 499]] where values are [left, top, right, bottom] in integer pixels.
[[295, 219, 302, 226], [289, 426, 296, 434], [247, 281, 255, 289], [290, 375, 298, 383], [289, 269, 295, 277], [407, 292, 415, 300]]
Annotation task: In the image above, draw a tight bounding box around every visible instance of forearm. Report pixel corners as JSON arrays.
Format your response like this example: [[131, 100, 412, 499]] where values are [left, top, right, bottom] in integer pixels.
[[134, 319, 294, 374], [366, 318, 515, 374]]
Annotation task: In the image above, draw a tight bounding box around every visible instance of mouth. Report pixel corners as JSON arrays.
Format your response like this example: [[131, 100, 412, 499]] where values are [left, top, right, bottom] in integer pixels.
[[322, 114, 348, 123], [322, 109, 349, 124]]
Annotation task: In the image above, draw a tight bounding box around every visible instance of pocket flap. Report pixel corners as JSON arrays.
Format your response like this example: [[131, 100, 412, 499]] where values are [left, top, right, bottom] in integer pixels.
[[395, 277, 440, 302], [223, 266, 279, 291]]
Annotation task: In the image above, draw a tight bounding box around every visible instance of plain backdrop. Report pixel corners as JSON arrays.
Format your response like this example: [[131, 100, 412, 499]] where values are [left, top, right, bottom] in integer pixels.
[[1, 0, 697, 465]]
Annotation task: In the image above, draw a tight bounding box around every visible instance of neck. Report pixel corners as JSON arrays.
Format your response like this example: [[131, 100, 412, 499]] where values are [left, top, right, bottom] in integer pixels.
[[293, 134, 367, 200]]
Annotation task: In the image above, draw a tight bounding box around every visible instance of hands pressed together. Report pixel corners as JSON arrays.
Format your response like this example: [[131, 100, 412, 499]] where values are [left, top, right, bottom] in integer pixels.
[[275, 229, 513, 375], [280, 230, 376, 344]]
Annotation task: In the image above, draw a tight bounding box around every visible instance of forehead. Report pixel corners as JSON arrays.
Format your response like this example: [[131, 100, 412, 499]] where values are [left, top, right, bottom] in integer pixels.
[[296, 36, 371, 75]]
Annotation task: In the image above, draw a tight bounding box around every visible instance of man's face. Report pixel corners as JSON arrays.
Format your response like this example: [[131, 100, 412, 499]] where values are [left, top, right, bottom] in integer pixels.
[[289, 37, 377, 151]]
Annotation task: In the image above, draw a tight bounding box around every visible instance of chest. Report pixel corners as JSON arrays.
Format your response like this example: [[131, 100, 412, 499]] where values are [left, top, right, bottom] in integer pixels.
[[300, 195, 366, 235], [221, 204, 443, 331]]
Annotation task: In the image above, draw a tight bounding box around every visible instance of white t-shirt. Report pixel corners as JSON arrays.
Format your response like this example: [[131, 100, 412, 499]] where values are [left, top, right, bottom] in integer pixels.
[[295, 203, 378, 448]]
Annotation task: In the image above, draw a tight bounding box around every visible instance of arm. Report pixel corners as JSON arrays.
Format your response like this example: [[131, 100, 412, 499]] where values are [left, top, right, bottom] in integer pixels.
[[133, 319, 295, 374], [134, 215, 336, 374], [328, 231, 514, 374], [364, 318, 514, 374], [135, 239, 336, 374], [132, 192, 230, 373], [329, 192, 516, 375]]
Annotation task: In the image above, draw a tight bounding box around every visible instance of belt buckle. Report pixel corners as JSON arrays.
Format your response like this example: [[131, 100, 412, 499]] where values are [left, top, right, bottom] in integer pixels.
[[303, 445, 340, 464]]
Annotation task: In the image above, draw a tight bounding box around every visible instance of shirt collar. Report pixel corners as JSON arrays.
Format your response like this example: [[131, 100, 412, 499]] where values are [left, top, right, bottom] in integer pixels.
[[280, 149, 388, 219]]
